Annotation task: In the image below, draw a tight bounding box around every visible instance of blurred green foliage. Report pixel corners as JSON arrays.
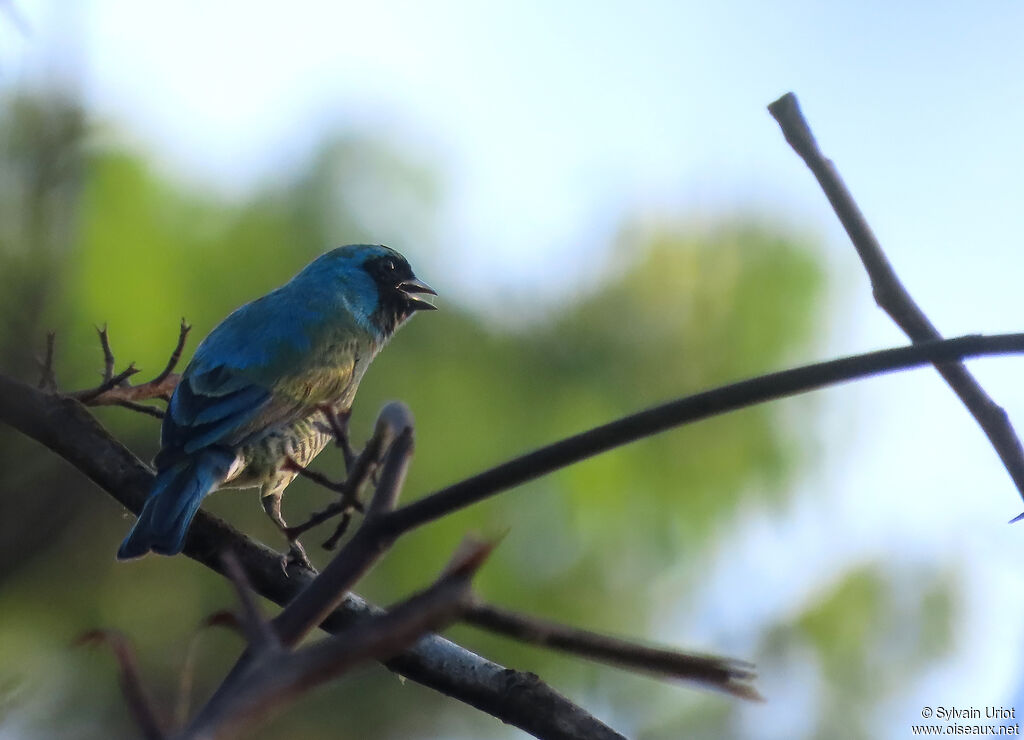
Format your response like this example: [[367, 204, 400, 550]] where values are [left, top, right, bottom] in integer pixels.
[[0, 91, 955, 739]]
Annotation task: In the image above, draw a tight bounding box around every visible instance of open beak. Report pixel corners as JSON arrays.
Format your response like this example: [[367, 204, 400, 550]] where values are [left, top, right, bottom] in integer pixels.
[[398, 277, 438, 311]]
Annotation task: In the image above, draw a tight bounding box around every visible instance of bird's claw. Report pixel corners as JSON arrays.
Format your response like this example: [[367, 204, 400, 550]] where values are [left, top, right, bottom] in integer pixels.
[[280, 541, 317, 576]]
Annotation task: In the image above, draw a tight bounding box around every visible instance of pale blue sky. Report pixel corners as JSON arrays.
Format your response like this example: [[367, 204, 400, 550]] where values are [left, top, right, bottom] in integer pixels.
[[3, 2, 1024, 737], [4, 1, 1022, 309]]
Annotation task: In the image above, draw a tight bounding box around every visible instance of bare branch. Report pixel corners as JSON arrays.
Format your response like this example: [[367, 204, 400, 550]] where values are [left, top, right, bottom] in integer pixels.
[[10, 332, 1024, 738], [75, 363, 139, 403], [115, 399, 167, 419], [0, 385, 622, 738], [279, 457, 365, 542], [153, 319, 191, 385], [36, 330, 56, 391], [0, 377, 624, 739], [283, 402, 402, 543], [184, 539, 491, 740], [219, 550, 281, 655], [98, 324, 116, 381], [320, 511, 354, 550], [175, 628, 208, 730], [378, 333, 1024, 539], [75, 629, 167, 740], [271, 410, 415, 648], [69, 322, 189, 412], [465, 602, 761, 701], [768, 91, 1024, 502]]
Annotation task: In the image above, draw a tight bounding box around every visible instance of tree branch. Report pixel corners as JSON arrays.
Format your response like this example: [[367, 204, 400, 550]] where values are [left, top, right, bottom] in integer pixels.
[[0, 373, 624, 740], [273, 407, 415, 648], [379, 333, 1024, 538], [768, 91, 1024, 502], [8, 333, 1024, 738], [465, 602, 760, 700], [53, 319, 192, 415], [75, 629, 168, 740], [183, 540, 492, 740]]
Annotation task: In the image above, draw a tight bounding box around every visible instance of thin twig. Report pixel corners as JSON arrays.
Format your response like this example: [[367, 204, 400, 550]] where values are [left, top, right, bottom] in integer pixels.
[[75, 630, 167, 740], [321, 512, 354, 550], [114, 399, 166, 419], [283, 405, 396, 542], [75, 364, 139, 403], [175, 628, 208, 730], [768, 91, 1024, 502], [97, 324, 116, 382], [272, 421, 415, 647], [465, 602, 761, 700], [153, 319, 191, 386], [220, 550, 281, 655], [36, 331, 56, 391], [379, 333, 1024, 539]]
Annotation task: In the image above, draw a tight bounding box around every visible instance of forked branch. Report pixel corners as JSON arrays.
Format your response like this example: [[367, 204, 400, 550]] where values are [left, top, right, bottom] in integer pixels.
[[769, 92, 1024, 502], [40, 319, 192, 419], [184, 540, 493, 740]]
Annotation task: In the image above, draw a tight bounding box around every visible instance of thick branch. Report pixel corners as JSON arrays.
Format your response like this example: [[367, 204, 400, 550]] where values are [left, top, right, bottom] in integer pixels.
[[768, 92, 1024, 501], [0, 374, 623, 740]]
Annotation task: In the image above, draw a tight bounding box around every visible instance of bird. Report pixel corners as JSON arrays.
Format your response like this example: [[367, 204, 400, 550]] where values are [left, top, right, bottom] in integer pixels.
[[117, 244, 436, 562]]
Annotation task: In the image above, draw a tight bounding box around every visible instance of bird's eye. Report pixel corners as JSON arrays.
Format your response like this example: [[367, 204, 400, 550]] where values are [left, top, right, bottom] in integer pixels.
[[386, 260, 396, 272]]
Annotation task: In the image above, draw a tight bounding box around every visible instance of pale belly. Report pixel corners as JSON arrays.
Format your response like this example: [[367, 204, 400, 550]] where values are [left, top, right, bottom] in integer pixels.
[[222, 411, 336, 491]]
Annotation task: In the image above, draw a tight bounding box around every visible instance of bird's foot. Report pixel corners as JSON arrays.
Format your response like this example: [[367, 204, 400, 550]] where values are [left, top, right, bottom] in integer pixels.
[[280, 540, 317, 576]]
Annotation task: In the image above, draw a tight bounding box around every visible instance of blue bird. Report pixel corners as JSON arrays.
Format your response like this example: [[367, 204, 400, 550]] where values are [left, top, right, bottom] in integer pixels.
[[117, 244, 436, 561]]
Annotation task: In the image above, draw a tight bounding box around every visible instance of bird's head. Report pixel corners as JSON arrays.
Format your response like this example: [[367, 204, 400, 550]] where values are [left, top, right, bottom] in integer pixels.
[[299, 244, 437, 337]]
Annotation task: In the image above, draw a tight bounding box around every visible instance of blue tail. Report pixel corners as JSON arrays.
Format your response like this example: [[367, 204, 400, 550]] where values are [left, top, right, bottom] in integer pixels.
[[117, 450, 233, 559]]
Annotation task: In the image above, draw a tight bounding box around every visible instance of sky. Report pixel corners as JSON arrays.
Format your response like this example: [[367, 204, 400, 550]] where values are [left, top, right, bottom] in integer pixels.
[[2, 1, 1024, 737]]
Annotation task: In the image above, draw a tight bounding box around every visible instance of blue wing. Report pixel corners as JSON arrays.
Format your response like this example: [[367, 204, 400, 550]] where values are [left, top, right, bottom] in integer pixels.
[[155, 289, 358, 469], [159, 366, 273, 457]]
